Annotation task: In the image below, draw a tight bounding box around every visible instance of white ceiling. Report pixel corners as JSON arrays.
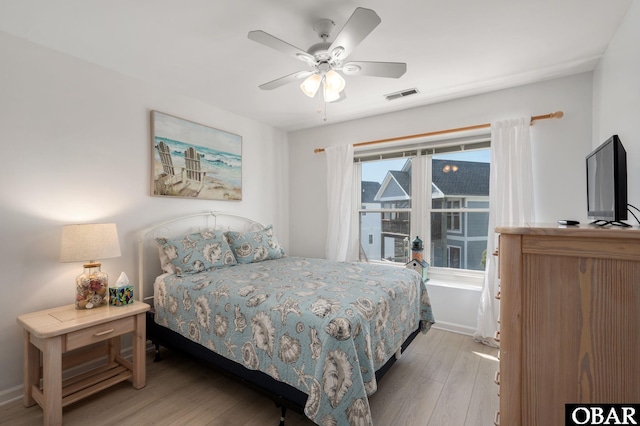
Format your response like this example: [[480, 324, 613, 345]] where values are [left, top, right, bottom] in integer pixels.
[[0, 0, 632, 131]]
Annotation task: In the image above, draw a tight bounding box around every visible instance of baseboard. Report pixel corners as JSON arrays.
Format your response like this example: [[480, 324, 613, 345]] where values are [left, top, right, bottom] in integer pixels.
[[0, 384, 23, 407], [431, 320, 476, 336]]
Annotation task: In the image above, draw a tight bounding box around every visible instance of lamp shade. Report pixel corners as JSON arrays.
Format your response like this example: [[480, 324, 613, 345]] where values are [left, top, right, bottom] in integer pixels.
[[324, 70, 346, 94], [60, 223, 122, 263], [323, 86, 341, 103], [323, 70, 346, 103]]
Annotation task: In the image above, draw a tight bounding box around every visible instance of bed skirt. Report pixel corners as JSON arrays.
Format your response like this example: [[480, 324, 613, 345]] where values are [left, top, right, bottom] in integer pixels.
[[146, 310, 422, 416]]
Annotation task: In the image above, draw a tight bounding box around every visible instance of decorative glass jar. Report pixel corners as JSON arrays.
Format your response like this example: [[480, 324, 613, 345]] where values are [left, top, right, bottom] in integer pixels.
[[75, 262, 109, 309]]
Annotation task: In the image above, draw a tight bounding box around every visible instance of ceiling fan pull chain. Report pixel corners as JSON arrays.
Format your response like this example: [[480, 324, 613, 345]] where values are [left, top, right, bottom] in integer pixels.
[[322, 78, 328, 122]]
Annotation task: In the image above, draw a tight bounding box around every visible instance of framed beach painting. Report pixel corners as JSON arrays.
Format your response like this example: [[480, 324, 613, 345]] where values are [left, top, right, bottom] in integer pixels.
[[151, 111, 242, 200]]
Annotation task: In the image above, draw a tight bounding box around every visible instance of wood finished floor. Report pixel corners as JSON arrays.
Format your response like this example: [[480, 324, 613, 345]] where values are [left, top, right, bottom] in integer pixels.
[[0, 329, 498, 426]]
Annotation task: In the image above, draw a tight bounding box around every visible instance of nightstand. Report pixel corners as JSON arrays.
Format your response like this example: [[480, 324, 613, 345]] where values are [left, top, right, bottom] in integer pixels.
[[17, 300, 150, 426]]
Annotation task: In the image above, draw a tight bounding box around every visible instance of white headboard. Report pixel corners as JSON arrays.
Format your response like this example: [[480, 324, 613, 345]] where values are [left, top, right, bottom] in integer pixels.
[[137, 211, 265, 305]]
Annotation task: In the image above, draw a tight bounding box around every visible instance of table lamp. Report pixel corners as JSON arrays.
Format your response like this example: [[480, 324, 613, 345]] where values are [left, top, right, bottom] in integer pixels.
[[60, 223, 122, 309]]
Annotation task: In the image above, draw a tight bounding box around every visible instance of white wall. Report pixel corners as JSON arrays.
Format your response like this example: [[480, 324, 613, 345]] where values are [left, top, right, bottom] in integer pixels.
[[0, 32, 289, 400], [288, 73, 594, 333], [593, 1, 640, 212]]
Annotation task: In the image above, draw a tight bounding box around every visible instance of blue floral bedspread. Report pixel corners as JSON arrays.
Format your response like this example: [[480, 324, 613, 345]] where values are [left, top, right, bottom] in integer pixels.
[[153, 257, 435, 425]]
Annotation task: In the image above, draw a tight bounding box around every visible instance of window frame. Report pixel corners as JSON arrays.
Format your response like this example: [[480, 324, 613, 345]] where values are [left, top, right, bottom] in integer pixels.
[[445, 199, 462, 233], [355, 135, 491, 288]]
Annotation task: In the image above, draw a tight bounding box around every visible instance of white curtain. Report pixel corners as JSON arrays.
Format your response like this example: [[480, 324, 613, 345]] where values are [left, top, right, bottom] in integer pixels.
[[474, 117, 535, 346], [325, 144, 358, 261]]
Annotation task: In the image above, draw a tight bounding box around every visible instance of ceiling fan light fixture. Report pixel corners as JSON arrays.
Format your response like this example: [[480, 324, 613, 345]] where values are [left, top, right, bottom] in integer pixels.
[[324, 70, 346, 94], [300, 73, 322, 97], [248, 8, 404, 119], [323, 86, 341, 103]]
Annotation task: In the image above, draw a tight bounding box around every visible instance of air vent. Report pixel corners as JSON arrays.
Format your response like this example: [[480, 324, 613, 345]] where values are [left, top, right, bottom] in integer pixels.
[[384, 88, 419, 101]]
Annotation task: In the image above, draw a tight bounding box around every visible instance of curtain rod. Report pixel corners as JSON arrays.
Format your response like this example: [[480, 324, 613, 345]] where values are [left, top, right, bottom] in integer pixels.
[[313, 111, 564, 153]]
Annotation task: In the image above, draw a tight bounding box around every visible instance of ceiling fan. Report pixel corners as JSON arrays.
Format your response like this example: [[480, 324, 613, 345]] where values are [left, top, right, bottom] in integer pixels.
[[248, 7, 407, 103]]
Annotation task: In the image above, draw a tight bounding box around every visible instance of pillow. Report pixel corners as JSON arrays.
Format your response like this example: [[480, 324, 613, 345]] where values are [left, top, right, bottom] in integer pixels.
[[156, 229, 237, 276], [225, 225, 285, 264], [157, 242, 174, 274]]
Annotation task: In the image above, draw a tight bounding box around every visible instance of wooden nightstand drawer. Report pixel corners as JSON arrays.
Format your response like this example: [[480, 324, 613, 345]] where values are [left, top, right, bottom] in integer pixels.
[[65, 316, 134, 351]]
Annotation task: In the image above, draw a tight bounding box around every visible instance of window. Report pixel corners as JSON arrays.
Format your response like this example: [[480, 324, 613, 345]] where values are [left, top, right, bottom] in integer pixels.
[[447, 246, 461, 268], [430, 150, 490, 272], [359, 158, 411, 263], [356, 141, 490, 284], [446, 200, 461, 232]]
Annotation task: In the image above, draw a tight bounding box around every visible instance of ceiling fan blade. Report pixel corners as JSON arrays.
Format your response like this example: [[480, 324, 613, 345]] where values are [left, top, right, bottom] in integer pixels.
[[342, 61, 407, 78], [329, 8, 381, 60], [248, 30, 315, 63], [258, 71, 314, 90]]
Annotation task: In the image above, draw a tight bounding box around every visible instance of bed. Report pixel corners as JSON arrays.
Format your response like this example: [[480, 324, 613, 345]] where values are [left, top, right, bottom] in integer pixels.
[[137, 212, 435, 425]]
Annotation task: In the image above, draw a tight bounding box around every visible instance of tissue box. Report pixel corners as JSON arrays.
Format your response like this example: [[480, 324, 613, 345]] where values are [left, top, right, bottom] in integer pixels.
[[109, 285, 134, 306]]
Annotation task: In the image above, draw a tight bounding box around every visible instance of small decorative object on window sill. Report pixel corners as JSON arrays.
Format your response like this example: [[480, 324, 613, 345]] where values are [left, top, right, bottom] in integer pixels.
[[59, 223, 122, 309], [406, 236, 429, 282], [411, 236, 424, 261]]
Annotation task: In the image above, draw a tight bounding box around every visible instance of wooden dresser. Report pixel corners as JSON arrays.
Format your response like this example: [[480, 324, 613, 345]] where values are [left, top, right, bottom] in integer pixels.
[[496, 225, 640, 426]]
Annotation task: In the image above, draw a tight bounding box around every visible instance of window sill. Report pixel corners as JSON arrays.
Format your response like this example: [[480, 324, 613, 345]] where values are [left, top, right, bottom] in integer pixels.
[[367, 260, 484, 291], [425, 279, 483, 292]]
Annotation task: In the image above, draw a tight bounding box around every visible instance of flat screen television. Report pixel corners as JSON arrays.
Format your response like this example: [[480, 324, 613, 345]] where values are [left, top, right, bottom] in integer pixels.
[[585, 135, 628, 225]]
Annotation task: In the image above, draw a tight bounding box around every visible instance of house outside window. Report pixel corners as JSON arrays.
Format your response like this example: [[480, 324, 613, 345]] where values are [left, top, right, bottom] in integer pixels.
[[357, 142, 490, 286], [359, 179, 384, 262], [359, 158, 411, 263], [430, 153, 490, 273]]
